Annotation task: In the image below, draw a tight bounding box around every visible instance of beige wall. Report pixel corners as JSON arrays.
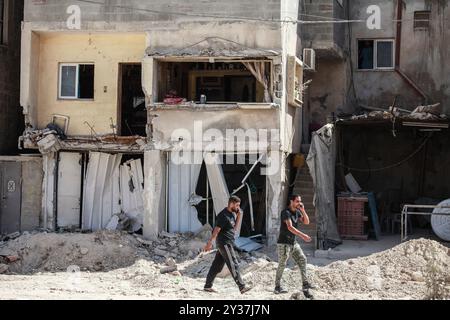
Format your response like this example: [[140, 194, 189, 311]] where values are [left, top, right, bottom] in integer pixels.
[[36, 33, 146, 135]]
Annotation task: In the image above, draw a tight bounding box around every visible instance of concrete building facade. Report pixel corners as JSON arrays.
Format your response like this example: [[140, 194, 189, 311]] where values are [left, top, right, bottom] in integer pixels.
[[302, 0, 450, 134], [0, 0, 23, 154], [20, 0, 306, 244]]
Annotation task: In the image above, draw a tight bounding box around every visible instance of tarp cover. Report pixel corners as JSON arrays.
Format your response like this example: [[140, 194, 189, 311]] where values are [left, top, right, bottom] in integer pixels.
[[307, 124, 342, 249]]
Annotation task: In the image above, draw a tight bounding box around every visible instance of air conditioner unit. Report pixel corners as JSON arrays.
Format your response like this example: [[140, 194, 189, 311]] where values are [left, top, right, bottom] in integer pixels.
[[303, 48, 316, 71]]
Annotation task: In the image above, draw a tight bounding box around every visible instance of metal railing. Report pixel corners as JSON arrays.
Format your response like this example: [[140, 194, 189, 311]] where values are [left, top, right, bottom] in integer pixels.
[[401, 204, 450, 242]]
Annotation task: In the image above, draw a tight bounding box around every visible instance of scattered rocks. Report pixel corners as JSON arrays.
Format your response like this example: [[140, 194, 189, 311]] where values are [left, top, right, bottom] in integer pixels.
[[290, 292, 305, 300], [160, 231, 178, 239], [411, 272, 425, 282]]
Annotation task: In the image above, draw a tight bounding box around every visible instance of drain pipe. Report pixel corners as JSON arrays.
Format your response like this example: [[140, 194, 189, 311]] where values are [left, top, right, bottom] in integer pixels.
[[394, 0, 428, 102]]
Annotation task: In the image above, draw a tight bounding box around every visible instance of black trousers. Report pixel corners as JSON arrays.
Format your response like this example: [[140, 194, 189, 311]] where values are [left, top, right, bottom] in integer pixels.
[[205, 243, 245, 290]]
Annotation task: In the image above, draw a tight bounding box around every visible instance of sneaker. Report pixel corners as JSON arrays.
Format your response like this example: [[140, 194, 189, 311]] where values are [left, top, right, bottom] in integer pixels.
[[240, 286, 253, 295], [303, 289, 314, 300], [274, 286, 288, 294], [204, 287, 219, 293]]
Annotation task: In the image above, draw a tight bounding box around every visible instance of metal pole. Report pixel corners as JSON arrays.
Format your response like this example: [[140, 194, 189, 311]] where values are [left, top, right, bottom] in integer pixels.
[[165, 153, 169, 232], [206, 179, 210, 226]]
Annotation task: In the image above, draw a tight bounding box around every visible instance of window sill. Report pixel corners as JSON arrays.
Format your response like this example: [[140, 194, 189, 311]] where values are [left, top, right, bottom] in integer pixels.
[[356, 69, 396, 72], [57, 98, 95, 102], [150, 102, 279, 111]]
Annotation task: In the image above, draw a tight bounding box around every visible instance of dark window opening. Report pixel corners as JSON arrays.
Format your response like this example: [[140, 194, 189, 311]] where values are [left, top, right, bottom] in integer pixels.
[[358, 40, 374, 70], [414, 11, 431, 29], [157, 61, 268, 104], [0, 0, 6, 45], [119, 63, 146, 137], [78, 64, 95, 99]]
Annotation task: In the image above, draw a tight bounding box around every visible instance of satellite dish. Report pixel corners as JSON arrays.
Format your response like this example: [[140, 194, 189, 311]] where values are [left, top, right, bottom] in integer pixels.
[[432, 199, 450, 241]]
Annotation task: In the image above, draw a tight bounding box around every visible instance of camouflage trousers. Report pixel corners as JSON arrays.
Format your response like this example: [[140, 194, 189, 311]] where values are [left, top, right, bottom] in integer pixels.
[[275, 243, 308, 287]]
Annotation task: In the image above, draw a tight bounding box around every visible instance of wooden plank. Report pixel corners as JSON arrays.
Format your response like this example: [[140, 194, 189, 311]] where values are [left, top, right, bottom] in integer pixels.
[[368, 192, 382, 241]]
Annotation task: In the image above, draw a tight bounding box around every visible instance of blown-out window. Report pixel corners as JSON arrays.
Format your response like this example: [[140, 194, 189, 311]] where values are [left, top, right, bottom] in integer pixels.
[[0, 0, 7, 45], [358, 39, 395, 70], [59, 63, 95, 99]]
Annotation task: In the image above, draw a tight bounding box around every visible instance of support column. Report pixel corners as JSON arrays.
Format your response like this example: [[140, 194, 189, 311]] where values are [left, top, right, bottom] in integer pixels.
[[266, 150, 288, 245], [41, 152, 57, 230], [143, 150, 166, 240]]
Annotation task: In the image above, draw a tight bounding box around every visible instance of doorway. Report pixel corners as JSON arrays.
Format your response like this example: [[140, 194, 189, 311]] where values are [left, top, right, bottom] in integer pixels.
[[0, 162, 22, 234], [118, 63, 146, 137]]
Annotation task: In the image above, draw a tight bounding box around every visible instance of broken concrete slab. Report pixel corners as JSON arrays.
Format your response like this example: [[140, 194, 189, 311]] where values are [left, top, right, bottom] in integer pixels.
[[5, 256, 20, 263], [0, 248, 17, 257], [165, 258, 177, 267], [0, 264, 8, 274], [154, 248, 176, 258], [160, 265, 178, 274], [6, 232, 21, 241], [135, 237, 153, 246], [106, 215, 120, 231], [195, 224, 213, 241], [160, 231, 178, 239]]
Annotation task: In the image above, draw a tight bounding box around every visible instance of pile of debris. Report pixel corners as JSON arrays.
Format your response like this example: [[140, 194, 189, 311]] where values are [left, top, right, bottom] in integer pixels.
[[0, 230, 145, 274], [351, 103, 448, 122], [309, 239, 450, 299]]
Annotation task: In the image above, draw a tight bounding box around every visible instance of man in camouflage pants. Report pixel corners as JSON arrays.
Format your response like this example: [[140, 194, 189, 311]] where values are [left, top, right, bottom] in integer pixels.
[[275, 194, 315, 299]]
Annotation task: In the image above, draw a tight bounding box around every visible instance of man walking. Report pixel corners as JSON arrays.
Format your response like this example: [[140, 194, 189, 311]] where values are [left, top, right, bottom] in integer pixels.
[[203, 196, 252, 294], [275, 194, 315, 299]]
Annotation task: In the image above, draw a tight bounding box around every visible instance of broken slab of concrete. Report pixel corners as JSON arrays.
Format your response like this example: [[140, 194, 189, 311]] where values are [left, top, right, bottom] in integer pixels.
[[0, 264, 8, 274], [160, 265, 178, 274], [160, 231, 178, 239]]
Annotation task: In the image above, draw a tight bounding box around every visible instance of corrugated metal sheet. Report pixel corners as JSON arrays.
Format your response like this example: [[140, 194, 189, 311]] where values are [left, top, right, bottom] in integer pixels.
[[82, 152, 122, 231], [168, 152, 203, 233]]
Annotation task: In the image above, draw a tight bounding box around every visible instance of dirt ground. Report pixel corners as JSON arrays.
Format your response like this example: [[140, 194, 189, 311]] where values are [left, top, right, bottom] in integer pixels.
[[0, 231, 449, 300]]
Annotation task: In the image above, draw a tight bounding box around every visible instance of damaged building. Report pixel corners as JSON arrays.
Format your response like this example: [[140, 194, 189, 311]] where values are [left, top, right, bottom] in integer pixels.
[[9, 0, 450, 250], [301, 0, 450, 249], [17, 0, 309, 246], [0, 0, 38, 236]]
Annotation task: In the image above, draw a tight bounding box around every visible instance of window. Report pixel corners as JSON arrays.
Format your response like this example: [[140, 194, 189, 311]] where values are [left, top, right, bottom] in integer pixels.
[[59, 63, 95, 99], [414, 11, 431, 29], [358, 39, 394, 70], [0, 0, 7, 45]]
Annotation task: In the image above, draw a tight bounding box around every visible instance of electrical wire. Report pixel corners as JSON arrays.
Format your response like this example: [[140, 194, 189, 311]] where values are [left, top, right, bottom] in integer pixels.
[[337, 137, 430, 173], [74, 0, 366, 25], [70, 0, 448, 24]]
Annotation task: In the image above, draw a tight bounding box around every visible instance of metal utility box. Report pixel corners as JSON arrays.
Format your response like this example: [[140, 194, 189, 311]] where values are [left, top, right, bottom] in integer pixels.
[[0, 156, 43, 235]]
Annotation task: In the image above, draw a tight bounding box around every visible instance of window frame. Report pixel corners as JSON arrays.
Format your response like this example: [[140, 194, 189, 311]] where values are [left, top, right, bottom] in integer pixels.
[[414, 11, 431, 30], [0, 0, 9, 46], [357, 39, 395, 71], [58, 63, 95, 100]]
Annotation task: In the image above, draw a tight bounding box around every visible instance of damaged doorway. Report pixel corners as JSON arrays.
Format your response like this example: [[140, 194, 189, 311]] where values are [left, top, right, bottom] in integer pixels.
[[118, 64, 146, 137], [169, 155, 267, 237]]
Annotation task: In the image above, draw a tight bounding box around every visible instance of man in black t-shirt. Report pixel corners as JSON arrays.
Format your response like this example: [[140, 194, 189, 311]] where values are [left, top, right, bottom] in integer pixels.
[[203, 196, 252, 294], [275, 194, 315, 299]]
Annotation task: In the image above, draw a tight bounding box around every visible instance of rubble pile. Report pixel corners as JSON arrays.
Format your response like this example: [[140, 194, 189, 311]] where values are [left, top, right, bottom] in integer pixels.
[[309, 239, 450, 299], [0, 231, 145, 274], [1, 230, 449, 299]]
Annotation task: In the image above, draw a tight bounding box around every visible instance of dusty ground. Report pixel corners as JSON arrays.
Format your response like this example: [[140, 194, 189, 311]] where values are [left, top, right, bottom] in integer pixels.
[[0, 231, 449, 300]]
